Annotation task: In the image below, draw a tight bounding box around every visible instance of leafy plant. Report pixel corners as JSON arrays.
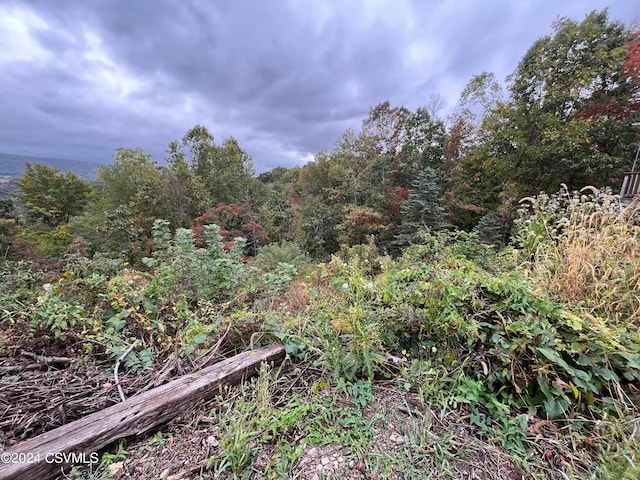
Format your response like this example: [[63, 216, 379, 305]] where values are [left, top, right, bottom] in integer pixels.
[[31, 285, 93, 339], [143, 219, 248, 303], [63, 252, 125, 279], [0, 260, 37, 323], [253, 240, 308, 272]]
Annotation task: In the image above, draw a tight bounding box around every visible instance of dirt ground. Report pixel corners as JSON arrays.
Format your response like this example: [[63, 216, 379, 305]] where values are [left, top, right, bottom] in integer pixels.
[[0, 323, 587, 480]]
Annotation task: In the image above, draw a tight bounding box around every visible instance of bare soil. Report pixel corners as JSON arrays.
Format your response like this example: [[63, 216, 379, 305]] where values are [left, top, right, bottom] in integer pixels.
[[0, 323, 589, 480]]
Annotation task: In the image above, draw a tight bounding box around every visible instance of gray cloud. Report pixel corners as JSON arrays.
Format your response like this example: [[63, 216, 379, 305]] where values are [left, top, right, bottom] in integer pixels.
[[0, 0, 637, 172]]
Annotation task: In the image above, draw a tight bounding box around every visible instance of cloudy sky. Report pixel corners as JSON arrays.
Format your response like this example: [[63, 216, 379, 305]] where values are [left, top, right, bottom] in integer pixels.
[[0, 1, 637, 173]]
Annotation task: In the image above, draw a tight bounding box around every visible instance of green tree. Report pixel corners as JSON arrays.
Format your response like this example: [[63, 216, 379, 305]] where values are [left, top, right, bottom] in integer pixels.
[[293, 198, 341, 257], [0, 198, 14, 219], [16, 163, 91, 226], [396, 107, 446, 188], [504, 10, 639, 193], [94, 148, 160, 210], [168, 125, 256, 206], [292, 154, 345, 256], [395, 167, 447, 247], [153, 161, 210, 231], [74, 148, 162, 260], [256, 166, 300, 244], [449, 10, 640, 233]]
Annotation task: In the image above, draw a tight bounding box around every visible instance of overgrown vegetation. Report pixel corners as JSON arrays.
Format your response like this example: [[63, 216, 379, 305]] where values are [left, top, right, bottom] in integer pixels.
[[2, 8, 640, 480], [3, 187, 640, 479]]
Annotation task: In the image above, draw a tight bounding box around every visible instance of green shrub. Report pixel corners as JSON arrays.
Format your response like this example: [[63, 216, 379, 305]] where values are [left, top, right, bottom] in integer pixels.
[[0, 260, 38, 323], [253, 241, 308, 272], [63, 252, 125, 279], [31, 286, 93, 339], [303, 234, 640, 420], [143, 220, 248, 304]]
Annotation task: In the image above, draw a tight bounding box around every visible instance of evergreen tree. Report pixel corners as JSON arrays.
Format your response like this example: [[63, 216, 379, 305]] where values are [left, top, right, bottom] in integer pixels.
[[473, 213, 506, 247], [395, 167, 447, 247]]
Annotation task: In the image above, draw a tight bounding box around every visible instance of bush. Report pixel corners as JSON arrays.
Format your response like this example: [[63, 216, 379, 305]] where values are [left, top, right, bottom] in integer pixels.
[[0, 260, 38, 323], [302, 231, 640, 420], [143, 220, 248, 304], [253, 241, 308, 272], [31, 284, 93, 339], [63, 252, 125, 279]]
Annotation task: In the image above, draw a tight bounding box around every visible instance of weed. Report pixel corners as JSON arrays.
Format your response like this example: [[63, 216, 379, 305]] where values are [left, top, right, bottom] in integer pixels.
[[65, 439, 128, 480], [514, 185, 640, 325]]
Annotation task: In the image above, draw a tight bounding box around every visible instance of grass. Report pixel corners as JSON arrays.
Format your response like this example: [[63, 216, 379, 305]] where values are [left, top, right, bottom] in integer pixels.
[[5, 186, 640, 479], [516, 186, 640, 325], [109, 365, 540, 479]]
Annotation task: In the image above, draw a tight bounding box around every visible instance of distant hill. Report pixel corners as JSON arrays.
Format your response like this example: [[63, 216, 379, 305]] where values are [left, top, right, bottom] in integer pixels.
[[0, 152, 103, 181]]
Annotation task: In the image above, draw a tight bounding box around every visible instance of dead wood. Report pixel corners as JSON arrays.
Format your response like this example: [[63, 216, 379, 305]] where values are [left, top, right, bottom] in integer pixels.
[[0, 344, 285, 480], [20, 350, 74, 366]]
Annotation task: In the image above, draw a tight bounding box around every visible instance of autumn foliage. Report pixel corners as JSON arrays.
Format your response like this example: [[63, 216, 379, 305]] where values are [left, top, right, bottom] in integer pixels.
[[192, 202, 268, 253]]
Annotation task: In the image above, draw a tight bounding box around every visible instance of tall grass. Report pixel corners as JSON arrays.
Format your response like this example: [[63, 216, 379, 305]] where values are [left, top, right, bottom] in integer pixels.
[[515, 186, 640, 326]]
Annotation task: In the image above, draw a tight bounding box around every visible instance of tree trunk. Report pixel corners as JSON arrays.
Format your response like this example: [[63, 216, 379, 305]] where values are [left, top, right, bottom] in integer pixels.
[[0, 344, 285, 480]]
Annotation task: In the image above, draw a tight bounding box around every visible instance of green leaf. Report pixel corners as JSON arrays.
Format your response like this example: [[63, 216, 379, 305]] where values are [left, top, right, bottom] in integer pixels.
[[543, 398, 569, 420], [193, 333, 208, 345], [106, 316, 126, 331], [617, 352, 640, 371], [536, 347, 575, 375], [537, 376, 552, 400]]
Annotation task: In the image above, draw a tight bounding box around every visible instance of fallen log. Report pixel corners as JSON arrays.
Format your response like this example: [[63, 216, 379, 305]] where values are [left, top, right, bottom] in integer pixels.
[[0, 344, 285, 480]]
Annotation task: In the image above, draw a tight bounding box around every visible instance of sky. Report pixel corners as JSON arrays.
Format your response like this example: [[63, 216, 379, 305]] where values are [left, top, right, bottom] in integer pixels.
[[0, 1, 638, 173]]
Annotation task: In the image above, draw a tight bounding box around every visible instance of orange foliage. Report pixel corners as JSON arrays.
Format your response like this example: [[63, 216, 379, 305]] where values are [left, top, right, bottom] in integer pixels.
[[192, 202, 268, 250]]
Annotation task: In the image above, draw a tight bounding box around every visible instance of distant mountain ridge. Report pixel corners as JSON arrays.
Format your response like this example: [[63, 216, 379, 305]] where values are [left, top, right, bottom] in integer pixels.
[[0, 152, 102, 180]]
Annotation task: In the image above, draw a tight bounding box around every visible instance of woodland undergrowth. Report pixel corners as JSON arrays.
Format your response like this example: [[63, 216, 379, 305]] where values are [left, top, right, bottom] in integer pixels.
[[1, 187, 639, 479]]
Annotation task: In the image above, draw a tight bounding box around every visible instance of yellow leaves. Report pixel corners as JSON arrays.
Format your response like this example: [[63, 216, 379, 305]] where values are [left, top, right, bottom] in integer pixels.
[[570, 383, 580, 399], [331, 305, 363, 334], [560, 310, 583, 331]]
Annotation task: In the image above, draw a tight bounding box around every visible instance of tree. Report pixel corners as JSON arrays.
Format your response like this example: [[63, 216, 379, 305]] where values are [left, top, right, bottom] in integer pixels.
[[168, 125, 256, 206], [357, 101, 410, 160], [395, 167, 447, 247], [293, 154, 345, 256], [293, 198, 341, 257], [16, 163, 91, 226], [74, 148, 163, 260], [0, 198, 14, 219], [448, 9, 640, 226], [511, 11, 628, 121], [458, 71, 503, 126], [192, 202, 268, 256], [94, 148, 161, 211], [255, 167, 301, 244], [396, 107, 446, 186], [504, 10, 639, 193], [337, 206, 389, 246], [160, 158, 208, 230]]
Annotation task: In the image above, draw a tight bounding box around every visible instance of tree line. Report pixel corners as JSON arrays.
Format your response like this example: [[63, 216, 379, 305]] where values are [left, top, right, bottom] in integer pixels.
[[1, 10, 639, 263]]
